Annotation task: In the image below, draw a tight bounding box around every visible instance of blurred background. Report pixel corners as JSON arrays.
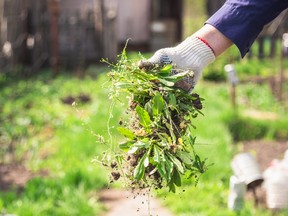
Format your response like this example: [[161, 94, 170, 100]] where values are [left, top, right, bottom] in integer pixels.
[[0, 0, 288, 215]]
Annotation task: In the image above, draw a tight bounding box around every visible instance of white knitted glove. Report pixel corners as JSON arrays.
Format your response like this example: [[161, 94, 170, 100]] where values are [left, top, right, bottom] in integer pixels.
[[138, 36, 215, 91]]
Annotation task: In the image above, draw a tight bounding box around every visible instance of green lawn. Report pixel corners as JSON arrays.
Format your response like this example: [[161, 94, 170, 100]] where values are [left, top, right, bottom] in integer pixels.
[[0, 71, 113, 215], [0, 53, 288, 215], [155, 82, 288, 216]]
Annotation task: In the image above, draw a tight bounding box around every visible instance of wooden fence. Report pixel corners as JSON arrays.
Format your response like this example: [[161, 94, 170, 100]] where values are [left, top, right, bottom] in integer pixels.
[[0, 0, 51, 75], [58, 10, 102, 69]]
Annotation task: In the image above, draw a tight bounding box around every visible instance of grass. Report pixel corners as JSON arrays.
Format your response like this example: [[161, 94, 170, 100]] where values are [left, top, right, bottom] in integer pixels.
[[154, 81, 288, 216], [0, 70, 116, 215], [0, 51, 288, 215], [157, 56, 288, 215]]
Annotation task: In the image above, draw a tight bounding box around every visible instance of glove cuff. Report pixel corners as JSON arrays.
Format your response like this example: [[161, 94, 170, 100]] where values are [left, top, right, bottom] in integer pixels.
[[173, 35, 215, 70]]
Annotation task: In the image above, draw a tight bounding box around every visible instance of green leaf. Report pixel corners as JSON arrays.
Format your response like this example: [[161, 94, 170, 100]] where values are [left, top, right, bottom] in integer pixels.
[[176, 151, 193, 165], [157, 133, 170, 144], [160, 64, 173, 74], [179, 102, 191, 110], [165, 122, 176, 143], [165, 70, 192, 81], [115, 82, 135, 89], [127, 140, 150, 154], [135, 69, 157, 81], [157, 162, 167, 181], [187, 135, 196, 147], [152, 92, 165, 118], [172, 168, 182, 187], [158, 78, 175, 87], [133, 155, 146, 180], [128, 146, 138, 154], [117, 127, 135, 140], [168, 93, 177, 107], [119, 141, 135, 150], [166, 152, 184, 174], [168, 181, 176, 193], [134, 140, 150, 148], [153, 145, 161, 163], [164, 154, 174, 181], [144, 156, 149, 167], [144, 100, 153, 116], [194, 154, 207, 174], [135, 105, 152, 131]]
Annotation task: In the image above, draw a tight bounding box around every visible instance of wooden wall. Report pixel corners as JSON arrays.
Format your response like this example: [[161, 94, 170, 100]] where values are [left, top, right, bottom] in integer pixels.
[[58, 0, 103, 68], [0, 0, 118, 74], [117, 0, 150, 44], [0, 0, 49, 74]]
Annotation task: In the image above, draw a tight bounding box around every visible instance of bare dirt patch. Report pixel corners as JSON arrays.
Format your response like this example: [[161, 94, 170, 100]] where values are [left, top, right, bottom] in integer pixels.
[[0, 163, 48, 192], [0, 164, 33, 191], [242, 140, 288, 208], [243, 140, 288, 172], [98, 188, 174, 216]]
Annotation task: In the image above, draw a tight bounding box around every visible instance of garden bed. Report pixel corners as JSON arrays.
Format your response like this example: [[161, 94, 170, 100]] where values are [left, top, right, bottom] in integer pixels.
[[243, 140, 288, 208], [243, 140, 288, 172]]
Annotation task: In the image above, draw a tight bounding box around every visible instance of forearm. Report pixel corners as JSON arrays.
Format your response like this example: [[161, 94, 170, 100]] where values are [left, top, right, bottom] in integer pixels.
[[206, 0, 288, 57], [193, 24, 233, 57]]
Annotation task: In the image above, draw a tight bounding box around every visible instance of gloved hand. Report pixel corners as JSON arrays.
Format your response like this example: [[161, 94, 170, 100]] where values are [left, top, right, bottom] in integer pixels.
[[138, 35, 215, 92]]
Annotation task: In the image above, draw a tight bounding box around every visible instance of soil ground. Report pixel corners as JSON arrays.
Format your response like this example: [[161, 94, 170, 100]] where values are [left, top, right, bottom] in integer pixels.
[[243, 140, 288, 172], [99, 189, 174, 216], [0, 163, 48, 192], [0, 164, 33, 192], [243, 140, 288, 208], [1, 140, 287, 215]]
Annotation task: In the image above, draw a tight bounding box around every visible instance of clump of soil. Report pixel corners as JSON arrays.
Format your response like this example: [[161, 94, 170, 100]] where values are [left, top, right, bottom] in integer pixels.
[[61, 93, 91, 105]]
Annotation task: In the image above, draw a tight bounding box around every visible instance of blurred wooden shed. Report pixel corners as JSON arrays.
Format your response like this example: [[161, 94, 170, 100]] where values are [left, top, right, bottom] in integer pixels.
[[1, 0, 287, 73], [57, 0, 183, 66], [0, 0, 50, 73], [0, 0, 183, 72], [117, 0, 183, 51]]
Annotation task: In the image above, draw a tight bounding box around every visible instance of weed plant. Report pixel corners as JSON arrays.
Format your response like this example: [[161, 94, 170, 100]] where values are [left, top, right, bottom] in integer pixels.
[[101, 50, 209, 192]]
